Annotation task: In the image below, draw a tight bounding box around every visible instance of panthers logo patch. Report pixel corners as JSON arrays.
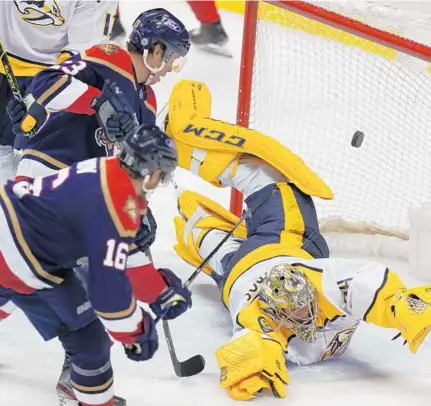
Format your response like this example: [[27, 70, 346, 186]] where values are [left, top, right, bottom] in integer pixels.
[[123, 196, 139, 224], [14, 0, 65, 27], [95, 128, 120, 157], [96, 44, 120, 55]]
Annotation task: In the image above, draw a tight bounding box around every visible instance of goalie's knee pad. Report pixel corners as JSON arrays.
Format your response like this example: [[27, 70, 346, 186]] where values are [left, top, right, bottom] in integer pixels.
[[174, 191, 247, 277], [166, 80, 333, 200]]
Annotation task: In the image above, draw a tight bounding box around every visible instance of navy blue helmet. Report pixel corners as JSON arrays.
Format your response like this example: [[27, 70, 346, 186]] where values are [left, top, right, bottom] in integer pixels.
[[119, 125, 178, 180], [129, 8, 191, 61]]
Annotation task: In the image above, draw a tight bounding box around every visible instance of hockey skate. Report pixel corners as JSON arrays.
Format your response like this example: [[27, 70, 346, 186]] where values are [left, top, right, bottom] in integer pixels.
[[189, 21, 232, 58], [56, 354, 127, 406]]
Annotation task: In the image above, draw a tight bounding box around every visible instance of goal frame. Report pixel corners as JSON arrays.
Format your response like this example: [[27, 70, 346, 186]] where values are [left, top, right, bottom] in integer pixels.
[[230, 0, 431, 217]]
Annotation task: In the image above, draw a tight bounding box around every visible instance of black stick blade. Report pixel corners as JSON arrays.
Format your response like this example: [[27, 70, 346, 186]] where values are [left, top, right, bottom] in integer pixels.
[[178, 355, 205, 377], [163, 320, 205, 378]]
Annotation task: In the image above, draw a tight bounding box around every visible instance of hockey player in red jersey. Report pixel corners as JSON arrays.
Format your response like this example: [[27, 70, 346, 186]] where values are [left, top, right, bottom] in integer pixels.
[[0, 124, 192, 406], [3, 7, 190, 319], [3, 2, 190, 341], [7, 8, 190, 180]]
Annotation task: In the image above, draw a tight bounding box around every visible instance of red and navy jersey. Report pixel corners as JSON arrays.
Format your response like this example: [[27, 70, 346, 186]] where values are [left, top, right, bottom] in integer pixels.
[[17, 44, 157, 170], [0, 156, 165, 343]]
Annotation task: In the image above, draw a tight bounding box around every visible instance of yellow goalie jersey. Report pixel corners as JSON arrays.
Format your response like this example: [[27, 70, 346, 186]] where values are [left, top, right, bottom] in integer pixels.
[[0, 1, 118, 76]]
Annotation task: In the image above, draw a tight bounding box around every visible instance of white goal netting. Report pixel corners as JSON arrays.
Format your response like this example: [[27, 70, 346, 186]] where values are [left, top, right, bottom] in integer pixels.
[[247, 0, 431, 244]]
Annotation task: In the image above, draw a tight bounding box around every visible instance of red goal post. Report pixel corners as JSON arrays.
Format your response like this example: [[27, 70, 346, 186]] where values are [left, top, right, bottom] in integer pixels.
[[231, 0, 431, 241]]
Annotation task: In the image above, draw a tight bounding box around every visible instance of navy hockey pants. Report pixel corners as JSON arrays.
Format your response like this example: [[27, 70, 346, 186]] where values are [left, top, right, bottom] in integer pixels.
[[0, 271, 114, 405], [219, 183, 330, 289]]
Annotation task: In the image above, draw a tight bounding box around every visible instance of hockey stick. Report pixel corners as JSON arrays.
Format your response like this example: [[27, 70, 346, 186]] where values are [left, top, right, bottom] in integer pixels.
[[0, 38, 23, 102], [163, 187, 274, 377], [0, 37, 36, 137]]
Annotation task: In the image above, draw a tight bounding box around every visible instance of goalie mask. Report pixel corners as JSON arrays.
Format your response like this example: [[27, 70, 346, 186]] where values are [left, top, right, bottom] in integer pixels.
[[258, 263, 318, 342]]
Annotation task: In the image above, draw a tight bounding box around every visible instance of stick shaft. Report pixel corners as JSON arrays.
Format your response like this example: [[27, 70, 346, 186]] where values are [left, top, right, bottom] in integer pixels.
[[0, 38, 23, 101]]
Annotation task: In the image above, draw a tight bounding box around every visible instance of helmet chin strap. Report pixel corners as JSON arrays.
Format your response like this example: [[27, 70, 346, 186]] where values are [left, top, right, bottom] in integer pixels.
[[142, 174, 156, 200], [143, 49, 166, 85]]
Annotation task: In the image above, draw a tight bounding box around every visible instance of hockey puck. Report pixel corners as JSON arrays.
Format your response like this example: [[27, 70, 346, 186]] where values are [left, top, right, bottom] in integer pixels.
[[351, 131, 364, 148]]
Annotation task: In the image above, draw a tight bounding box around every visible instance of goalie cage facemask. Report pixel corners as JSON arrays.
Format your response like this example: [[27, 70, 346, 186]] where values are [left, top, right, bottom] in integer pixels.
[[258, 263, 319, 342]]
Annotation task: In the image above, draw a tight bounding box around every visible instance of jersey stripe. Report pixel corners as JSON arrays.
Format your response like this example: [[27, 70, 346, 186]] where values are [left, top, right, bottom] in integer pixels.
[[37, 74, 69, 105], [45, 78, 99, 114], [0, 250, 36, 294], [0, 188, 63, 286], [22, 149, 68, 170]]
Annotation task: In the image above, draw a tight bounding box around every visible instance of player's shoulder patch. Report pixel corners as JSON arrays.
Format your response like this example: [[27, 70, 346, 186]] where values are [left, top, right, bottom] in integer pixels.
[[95, 44, 121, 55], [144, 85, 157, 116], [99, 157, 140, 237], [82, 44, 135, 84]]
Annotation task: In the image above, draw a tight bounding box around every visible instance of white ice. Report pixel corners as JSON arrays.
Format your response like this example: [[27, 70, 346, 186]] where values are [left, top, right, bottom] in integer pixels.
[[1, 2, 431, 405]]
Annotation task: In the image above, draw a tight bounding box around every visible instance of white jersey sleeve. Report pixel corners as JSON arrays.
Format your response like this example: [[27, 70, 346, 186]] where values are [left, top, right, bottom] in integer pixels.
[[0, 0, 118, 76], [62, 0, 118, 56], [303, 257, 390, 319]]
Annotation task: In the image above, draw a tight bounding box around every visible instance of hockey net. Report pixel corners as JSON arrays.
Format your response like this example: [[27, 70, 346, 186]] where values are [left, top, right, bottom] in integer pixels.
[[232, 0, 431, 257]]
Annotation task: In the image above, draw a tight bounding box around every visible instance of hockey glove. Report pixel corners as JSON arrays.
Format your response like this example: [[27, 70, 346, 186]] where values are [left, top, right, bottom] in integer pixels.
[[216, 330, 289, 400], [124, 309, 158, 362], [7, 97, 48, 136], [150, 268, 192, 321], [132, 209, 158, 253], [91, 80, 137, 142]]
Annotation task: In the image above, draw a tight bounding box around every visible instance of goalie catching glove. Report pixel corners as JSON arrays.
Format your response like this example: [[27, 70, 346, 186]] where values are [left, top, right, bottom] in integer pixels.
[[216, 330, 289, 401]]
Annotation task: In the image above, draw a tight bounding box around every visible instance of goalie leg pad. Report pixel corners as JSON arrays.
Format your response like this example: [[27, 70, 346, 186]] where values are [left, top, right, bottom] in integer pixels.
[[174, 191, 247, 277], [167, 79, 333, 199]]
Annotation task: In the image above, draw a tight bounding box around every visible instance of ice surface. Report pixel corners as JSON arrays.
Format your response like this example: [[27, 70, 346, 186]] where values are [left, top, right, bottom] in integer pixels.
[[1, 2, 431, 405]]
